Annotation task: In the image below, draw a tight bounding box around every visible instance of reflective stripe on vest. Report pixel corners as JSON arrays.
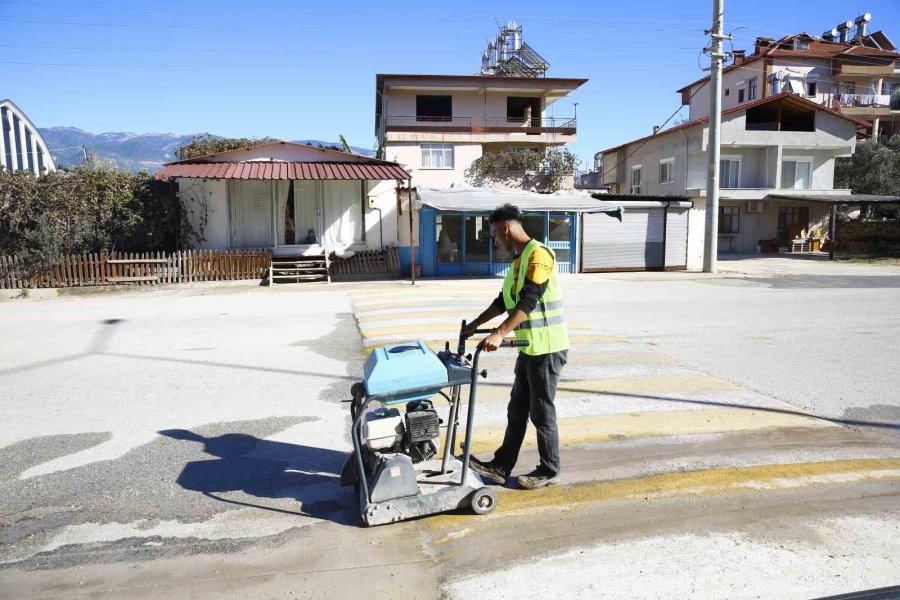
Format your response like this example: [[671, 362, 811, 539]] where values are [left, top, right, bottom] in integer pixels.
[[501, 239, 569, 356]]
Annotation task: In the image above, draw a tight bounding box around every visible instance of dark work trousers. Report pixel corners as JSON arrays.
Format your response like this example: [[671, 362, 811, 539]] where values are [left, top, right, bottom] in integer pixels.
[[493, 350, 567, 476]]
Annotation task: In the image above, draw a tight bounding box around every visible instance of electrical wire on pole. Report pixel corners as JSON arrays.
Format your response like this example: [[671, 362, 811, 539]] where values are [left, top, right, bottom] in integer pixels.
[[702, 0, 730, 273]]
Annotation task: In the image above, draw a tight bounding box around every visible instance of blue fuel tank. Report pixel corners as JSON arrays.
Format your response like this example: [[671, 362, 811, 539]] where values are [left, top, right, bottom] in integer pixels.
[[363, 341, 448, 404]]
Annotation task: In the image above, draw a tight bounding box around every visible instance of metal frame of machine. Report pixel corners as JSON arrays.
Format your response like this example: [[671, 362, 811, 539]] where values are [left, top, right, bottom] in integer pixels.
[[341, 322, 526, 526]]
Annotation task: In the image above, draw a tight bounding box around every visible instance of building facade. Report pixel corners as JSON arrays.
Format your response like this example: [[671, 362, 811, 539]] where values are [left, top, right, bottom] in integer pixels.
[[1, 99, 56, 175], [678, 17, 900, 139], [600, 94, 867, 257]]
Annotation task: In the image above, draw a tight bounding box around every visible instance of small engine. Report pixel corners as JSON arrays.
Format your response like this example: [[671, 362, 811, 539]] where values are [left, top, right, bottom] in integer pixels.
[[402, 400, 441, 463], [362, 400, 441, 464]]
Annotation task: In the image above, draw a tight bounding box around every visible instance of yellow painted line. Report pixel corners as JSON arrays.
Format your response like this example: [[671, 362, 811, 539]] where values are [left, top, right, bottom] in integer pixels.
[[437, 374, 740, 403], [466, 406, 830, 454], [425, 458, 900, 531], [357, 310, 476, 324], [364, 333, 621, 350], [360, 322, 598, 339]]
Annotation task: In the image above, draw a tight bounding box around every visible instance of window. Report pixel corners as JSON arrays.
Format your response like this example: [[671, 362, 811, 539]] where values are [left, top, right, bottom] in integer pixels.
[[421, 143, 454, 169], [748, 78, 758, 100], [738, 87, 746, 103], [507, 146, 539, 153], [719, 158, 741, 189], [630, 166, 642, 194], [842, 83, 856, 95], [507, 96, 542, 124], [416, 95, 452, 122], [436, 214, 462, 263], [719, 206, 740, 234], [778, 206, 810, 231], [523, 214, 546, 241], [781, 159, 812, 190], [793, 38, 810, 51], [464, 215, 490, 262], [725, 88, 730, 97], [806, 79, 818, 97], [659, 158, 675, 184]]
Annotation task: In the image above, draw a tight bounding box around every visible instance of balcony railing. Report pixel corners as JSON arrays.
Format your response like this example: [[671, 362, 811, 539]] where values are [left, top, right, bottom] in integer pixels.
[[838, 93, 892, 109], [384, 115, 577, 135]]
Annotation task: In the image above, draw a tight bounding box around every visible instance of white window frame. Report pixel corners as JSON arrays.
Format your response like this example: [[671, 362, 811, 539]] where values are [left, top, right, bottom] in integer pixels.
[[420, 143, 454, 170], [781, 157, 814, 190], [719, 155, 742, 189], [748, 77, 758, 100], [793, 38, 810, 51], [630, 165, 642, 195], [805, 76, 819, 98], [736, 80, 746, 103], [659, 157, 675, 184]]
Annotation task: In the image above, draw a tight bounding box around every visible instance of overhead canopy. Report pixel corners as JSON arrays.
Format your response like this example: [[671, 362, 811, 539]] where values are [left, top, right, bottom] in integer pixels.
[[593, 193, 694, 208], [155, 161, 409, 181], [417, 187, 623, 214], [768, 193, 900, 204]]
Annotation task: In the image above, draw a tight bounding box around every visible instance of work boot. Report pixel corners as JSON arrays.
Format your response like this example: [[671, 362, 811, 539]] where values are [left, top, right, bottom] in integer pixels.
[[516, 466, 559, 490], [468, 456, 507, 485]]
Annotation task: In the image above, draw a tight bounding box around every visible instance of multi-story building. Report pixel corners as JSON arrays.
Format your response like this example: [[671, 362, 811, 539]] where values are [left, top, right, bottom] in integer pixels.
[[678, 15, 900, 139], [374, 73, 584, 189], [1, 99, 56, 175], [600, 93, 868, 259], [368, 22, 591, 275]]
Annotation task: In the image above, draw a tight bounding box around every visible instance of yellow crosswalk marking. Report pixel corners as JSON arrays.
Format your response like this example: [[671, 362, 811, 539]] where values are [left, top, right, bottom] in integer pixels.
[[426, 459, 900, 531], [466, 407, 830, 454]]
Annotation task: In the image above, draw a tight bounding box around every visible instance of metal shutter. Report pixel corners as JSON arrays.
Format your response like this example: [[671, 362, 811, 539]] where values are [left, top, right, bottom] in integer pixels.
[[664, 207, 689, 269], [581, 208, 664, 271]]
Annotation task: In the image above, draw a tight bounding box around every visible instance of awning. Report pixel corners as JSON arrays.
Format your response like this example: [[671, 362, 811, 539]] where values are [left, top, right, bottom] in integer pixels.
[[155, 161, 410, 181], [768, 193, 900, 204], [417, 187, 622, 214], [594, 193, 694, 208]]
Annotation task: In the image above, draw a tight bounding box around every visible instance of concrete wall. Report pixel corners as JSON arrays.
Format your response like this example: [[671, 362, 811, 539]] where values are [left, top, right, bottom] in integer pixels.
[[686, 196, 707, 271], [178, 178, 229, 249], [718, 199, 830, 253], [383, 141, 484, 188]]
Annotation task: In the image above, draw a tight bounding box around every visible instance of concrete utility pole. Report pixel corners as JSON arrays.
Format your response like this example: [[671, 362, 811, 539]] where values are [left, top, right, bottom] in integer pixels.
[[702, 0, 729, 273]]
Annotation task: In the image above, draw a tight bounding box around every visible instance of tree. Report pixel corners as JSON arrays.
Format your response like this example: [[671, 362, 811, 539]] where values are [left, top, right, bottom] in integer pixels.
[[835, 135, 900, 220], [835, 135, 900, 195], [175, 134, 277, 161], [465, 147, 581, 193]]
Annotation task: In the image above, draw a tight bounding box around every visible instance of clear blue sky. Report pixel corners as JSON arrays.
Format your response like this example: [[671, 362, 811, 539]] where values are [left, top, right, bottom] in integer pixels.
[[3, 0, 899, 166]]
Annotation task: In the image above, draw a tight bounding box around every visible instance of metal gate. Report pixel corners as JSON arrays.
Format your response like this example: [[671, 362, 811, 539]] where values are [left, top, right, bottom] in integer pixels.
[[581, 206, 689, 272]]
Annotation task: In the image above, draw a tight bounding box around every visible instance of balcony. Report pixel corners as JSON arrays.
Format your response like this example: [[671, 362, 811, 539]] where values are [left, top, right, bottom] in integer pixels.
[[838, 93, 894, 109], [384, 115, 576, 136]]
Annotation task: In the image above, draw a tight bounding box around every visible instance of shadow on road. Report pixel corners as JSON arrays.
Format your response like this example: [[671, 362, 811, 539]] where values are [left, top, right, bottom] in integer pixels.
[[159, 429, 358, 526], [0, 317, 356, 383]]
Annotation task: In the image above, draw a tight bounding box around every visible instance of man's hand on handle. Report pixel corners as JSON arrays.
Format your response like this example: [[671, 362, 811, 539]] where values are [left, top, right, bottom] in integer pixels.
[[481, 329, 504, 352]]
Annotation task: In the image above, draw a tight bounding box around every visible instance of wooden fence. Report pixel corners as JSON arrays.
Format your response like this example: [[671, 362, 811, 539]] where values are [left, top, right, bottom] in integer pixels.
[[0, 247, 402, 289], [0, 249, 272, 289], [330, 248, 401, 276]]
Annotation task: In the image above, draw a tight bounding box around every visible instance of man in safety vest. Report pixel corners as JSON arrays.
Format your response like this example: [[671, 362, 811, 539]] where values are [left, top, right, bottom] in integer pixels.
[[464, 203, 569, 490]]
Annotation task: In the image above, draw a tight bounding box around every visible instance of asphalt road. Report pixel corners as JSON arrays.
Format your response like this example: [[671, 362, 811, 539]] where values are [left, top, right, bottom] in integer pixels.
[[0, 269, 898, 599], [564, 273, 900, 443]]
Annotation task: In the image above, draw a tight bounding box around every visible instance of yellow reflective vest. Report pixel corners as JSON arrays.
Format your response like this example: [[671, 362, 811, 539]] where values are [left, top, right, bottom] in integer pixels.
[[501, 239, 569, 356]]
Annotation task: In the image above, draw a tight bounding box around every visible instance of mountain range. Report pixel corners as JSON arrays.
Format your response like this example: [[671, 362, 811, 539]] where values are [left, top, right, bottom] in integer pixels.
[[37, 127, 374, 173]]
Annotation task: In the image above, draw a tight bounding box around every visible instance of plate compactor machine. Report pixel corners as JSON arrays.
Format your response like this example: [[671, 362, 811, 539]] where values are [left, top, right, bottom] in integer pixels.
[[341, 321, 526, 526]]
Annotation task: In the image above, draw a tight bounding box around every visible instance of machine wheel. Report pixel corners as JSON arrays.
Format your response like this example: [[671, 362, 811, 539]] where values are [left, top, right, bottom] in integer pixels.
[[470, 487, 498, 515]]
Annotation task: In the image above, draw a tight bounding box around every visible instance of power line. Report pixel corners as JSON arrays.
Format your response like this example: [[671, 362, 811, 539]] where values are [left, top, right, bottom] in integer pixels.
[[599, 80, 709, 181]]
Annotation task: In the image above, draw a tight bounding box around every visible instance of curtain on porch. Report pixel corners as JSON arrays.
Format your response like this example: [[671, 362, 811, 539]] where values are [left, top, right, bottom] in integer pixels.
[[271, 179, 292, 245], [321, 180, 363, 250], [228, 180, 274, 248], [294, 181, 320, 243]]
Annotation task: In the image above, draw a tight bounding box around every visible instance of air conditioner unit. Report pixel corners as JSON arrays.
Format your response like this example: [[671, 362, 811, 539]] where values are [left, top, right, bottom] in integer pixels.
[[747, 201, 765, 213]]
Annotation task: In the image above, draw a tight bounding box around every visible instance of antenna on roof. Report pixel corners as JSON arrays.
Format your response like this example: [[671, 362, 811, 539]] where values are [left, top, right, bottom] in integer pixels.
[[480, 21, 549, 78]]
